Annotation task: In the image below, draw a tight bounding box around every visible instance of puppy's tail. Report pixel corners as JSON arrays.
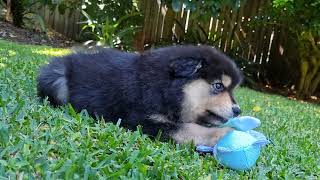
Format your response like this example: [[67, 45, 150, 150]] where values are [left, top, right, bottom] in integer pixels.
[[37, 58, 69, 106]]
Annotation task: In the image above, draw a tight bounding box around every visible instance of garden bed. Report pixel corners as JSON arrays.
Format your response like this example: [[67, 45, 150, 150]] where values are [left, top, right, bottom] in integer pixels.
[[0, 20, 75, 47]]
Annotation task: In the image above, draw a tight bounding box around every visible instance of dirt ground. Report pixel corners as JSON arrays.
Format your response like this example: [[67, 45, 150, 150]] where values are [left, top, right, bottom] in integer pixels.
[[0, 20, 75, 47]]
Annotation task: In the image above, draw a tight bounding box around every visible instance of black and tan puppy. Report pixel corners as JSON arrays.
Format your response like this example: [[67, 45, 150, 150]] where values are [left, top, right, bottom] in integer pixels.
[[37, 45, 242, 146]]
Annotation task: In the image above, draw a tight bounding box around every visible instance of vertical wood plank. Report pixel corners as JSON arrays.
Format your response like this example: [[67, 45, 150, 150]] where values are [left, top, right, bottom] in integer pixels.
[[142, 0, 152, 45], [58, 10, 65, 34], [232, 1, 246, 57], [162, 8, 175, 41], [74, 9, 81, 39], [150, 0, 161, 43], [63, 9, 70, 37], [173, 4, 186, 42], [246, 0, 261, 62], [157, 4, 166, 40], [44, 6, 50, 26], [48, 7, 54, 28], [70, 9, 76, 39], [216, 7, 228, 49]]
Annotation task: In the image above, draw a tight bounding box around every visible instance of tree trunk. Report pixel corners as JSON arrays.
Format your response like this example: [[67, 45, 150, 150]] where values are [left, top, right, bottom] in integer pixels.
[[310, 73, 320, 94], [297, 31, 320, 97], [133, 31, 145, 52], [5, 0, 12, 22], [12, 0, 24, 27]]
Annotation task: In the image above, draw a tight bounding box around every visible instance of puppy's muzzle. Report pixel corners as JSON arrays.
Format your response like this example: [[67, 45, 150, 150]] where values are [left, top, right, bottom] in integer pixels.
[[232, 105, 241, 117]]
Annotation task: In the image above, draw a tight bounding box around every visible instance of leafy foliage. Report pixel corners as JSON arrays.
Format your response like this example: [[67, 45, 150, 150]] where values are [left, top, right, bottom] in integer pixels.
[[158, 0, 246, 45], [270, 0, 320, 37], [36, 0, 81, 14], [80, 10, 142, 49], [168, 0, 243, 16], [16, 0, 143, 49], [3, 0, 46, 31], [0, 0, 5, 8], [264, 0, 320, 97], [0, 40, 319, 178], [79, 0, 143, 50]]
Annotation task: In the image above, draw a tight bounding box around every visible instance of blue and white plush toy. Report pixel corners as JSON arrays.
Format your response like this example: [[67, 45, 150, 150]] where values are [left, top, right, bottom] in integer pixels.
[[196, 116, 269, 170]]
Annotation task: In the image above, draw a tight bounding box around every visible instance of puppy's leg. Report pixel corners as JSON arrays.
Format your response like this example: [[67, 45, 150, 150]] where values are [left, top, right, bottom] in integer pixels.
[[171, 123, 233, 146], [37, 58, 69, 105]]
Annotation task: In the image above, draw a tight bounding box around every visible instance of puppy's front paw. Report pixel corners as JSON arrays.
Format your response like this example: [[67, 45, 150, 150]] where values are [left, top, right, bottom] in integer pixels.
[[206, 127, 233, 146], [172, 123, 233, 146]]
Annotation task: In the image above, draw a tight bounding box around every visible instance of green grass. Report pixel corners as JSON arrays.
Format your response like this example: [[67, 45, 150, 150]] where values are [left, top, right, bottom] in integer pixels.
[[0, 40, 319, 179]]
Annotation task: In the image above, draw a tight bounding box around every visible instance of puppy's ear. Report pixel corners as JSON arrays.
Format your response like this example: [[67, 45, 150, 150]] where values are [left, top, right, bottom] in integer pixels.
[[169, 57, 204, 78]]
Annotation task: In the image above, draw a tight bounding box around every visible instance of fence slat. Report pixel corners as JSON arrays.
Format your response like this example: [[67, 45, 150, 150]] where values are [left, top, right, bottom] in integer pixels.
[[35, 5, 81, 39], [142, 0, 152, 45], [156, 3, 165, 41], [162, 8, 175, 41]]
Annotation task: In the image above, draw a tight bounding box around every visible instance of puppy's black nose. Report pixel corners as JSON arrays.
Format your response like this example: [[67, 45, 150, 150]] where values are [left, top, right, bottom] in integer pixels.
[[232, 106, 241, 117]]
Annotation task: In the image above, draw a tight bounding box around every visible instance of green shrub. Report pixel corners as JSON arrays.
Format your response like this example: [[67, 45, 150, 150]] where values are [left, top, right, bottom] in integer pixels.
[[262, 0, 320, 97], [79, 0, 143, 50]]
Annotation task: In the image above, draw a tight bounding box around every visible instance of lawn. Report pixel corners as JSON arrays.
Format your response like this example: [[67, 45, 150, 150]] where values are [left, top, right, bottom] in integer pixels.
[[0, 40, 319, 179]]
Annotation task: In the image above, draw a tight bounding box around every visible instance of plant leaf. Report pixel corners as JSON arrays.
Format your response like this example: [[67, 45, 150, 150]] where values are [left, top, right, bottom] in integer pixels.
[[172, 0, 182, 12]]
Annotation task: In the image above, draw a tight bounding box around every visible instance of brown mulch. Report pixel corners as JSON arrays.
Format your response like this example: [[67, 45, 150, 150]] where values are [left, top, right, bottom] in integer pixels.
[[0, 20, 76, 47]]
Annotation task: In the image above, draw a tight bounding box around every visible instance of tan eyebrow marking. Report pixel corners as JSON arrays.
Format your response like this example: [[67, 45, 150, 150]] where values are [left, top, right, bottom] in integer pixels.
[[222, 74, 232, 88]]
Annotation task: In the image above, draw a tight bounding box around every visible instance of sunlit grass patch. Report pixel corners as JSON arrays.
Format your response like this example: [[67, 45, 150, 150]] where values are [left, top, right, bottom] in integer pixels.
[[31, 48, 70, 57]]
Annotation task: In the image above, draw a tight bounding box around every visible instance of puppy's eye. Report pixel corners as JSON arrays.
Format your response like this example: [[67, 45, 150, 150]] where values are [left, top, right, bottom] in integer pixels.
[[212, 82, 224, 93]]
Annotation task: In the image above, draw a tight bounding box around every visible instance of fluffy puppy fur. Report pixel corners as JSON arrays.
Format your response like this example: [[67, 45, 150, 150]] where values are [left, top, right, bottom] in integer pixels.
[[37, 45, 242, 146]]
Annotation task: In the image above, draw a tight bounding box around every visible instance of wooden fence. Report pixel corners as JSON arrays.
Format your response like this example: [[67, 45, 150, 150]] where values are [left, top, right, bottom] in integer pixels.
[[140, 1, 277, 69], [135, 0, 294, 85], [35, 0, 318, 96], [36, 6, 81, 39], [39, 0, 279, 61], [39, 0, 293, 84]]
